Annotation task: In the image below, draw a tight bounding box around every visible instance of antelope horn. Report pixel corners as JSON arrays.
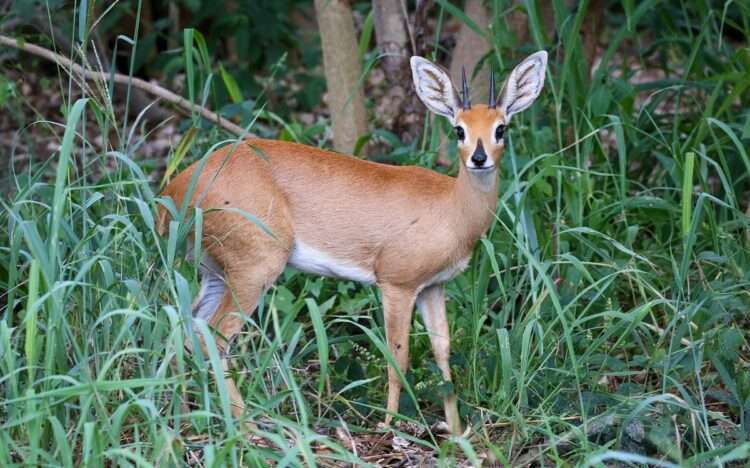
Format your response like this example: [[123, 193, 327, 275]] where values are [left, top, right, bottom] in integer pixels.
[[461, 66, 471, 110], [488, 67, 496, 108]]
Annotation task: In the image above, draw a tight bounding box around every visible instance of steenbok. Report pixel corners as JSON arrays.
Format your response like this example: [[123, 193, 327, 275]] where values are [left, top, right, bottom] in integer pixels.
[[159, 51, 548, 435]]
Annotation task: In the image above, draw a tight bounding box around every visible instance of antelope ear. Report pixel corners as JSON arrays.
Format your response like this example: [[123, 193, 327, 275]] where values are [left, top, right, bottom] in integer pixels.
[[499, 51, 548, 120], [410, 56, 459, 124]]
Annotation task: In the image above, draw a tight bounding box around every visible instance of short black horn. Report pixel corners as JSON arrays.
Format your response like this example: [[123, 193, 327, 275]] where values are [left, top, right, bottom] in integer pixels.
[[488, 67, 496, 108], [461, 66, 471, 110]]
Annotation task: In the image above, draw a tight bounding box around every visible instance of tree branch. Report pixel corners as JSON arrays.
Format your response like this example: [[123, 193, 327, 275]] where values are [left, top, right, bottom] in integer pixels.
[[0, 34, 252, 137]]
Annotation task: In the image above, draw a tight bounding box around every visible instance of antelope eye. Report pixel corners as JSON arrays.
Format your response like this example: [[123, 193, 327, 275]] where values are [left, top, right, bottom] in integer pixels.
[[455, 126, 465, 142], [495, 124, 506, 141]]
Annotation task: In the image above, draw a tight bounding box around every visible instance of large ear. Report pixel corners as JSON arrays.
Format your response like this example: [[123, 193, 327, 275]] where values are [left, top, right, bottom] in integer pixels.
[[499, 51, 548, 120], [410, 56, 459, 124]]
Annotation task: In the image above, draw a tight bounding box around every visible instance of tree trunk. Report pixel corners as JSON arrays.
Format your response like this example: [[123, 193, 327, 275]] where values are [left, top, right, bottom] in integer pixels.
[[314, 0, 368, 155], [372, 0, 409, 143], [449, 0, 490, 103], [372, 0, 433, 147], [507, 0, 529, 46], [582, 0, 603, 76], [438, 0, 490, 166], [505, 1, 556, 51], [167, 2, 180, 50], [373, 0, 409, 77]]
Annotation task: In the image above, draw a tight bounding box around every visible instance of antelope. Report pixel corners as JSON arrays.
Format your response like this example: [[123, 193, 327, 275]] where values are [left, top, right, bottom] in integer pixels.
[[158, 51, 548, 435]]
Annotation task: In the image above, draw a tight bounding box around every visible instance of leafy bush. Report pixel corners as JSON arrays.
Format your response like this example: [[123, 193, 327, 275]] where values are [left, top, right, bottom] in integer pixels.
[[1, 0, 749, 465]]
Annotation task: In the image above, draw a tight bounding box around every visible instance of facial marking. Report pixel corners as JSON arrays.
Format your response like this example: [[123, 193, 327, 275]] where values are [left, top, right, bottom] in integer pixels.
[[467, 139, 490, 170], [455, 125, 466, 142], [456, 106, 505, 172], [494, 121, 506, 143]]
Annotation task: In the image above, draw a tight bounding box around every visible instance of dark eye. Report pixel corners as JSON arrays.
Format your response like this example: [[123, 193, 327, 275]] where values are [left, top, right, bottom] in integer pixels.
[[455, 126, 465, 141], [495, 124, 505, 141]]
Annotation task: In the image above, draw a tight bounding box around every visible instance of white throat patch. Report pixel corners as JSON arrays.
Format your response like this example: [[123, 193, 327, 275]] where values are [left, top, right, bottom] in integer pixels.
[[468, 167, 497, 192]]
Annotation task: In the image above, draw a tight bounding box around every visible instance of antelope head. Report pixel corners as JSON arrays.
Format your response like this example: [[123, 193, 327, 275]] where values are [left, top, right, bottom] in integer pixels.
[[410, 51, 548, 179]]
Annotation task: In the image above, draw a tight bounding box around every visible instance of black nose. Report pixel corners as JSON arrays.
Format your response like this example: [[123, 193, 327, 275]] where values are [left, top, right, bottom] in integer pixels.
[[471, 139, 488, 166]]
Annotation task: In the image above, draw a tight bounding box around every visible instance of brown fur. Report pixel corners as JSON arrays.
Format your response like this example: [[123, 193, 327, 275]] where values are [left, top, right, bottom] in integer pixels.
[[159, 104, 506, 434]]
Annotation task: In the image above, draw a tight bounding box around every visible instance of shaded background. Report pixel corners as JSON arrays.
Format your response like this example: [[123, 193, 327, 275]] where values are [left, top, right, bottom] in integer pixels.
[[1, 0, 749, 466]]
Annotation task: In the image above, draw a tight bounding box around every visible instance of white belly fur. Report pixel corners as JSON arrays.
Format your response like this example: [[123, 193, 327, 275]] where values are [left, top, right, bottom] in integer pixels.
[[288, 241, 376, 284]]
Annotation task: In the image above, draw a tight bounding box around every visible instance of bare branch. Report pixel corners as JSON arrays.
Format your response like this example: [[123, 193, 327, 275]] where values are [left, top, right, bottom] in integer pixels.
[[314, 0, 368, 155], [0, 34, 252, 137]]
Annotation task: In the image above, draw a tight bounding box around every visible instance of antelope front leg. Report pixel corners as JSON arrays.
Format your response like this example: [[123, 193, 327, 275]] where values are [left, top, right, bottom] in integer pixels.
[[380, 285, 416, 427], [417, 285, 461, 435]]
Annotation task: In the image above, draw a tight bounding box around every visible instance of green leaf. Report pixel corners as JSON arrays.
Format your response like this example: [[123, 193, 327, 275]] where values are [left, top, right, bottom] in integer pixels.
[[49, 98, 88, 273], [358, 9, 375, 61], [220, 64, 243, 103], [162, 127, 199, 187], [437, 380, 455, 398], [183, 29, 196, 112], [681, 151, 695, 243], [306, 298, 329, 395], [435, 0, 486, 38], [24, 260, 40, 384], [496, 328, 512, 399]]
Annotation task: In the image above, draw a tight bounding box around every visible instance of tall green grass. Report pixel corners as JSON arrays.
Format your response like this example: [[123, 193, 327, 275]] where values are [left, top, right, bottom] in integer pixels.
[[2, 0, 750, 466]]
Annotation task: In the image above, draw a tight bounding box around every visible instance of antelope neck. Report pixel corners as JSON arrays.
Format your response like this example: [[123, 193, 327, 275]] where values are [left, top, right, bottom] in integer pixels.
[[450, 164, 499, 239]]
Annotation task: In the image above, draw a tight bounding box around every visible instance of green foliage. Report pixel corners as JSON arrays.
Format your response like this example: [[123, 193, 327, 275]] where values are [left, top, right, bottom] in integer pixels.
[[2, 0, 750, 465]]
